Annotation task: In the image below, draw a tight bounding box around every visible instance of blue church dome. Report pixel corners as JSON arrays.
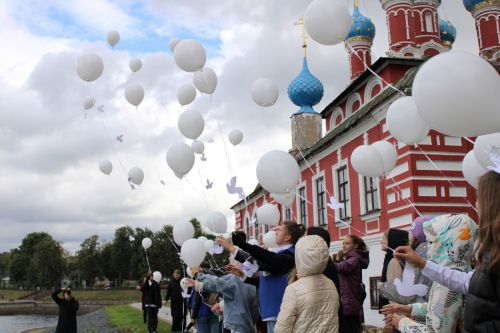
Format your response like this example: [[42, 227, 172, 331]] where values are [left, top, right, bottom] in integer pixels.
[[439, 19, 457, 45], [288, 57, 324, 114], [345, 6, 376, 41], [463, 0, 490, 11]]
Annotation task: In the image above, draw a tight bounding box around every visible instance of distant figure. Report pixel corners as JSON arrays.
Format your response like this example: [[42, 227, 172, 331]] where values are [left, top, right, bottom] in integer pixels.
[[143, 272, 163, 333], [51, 288, 79, 333], [165, 269, 186, 333]]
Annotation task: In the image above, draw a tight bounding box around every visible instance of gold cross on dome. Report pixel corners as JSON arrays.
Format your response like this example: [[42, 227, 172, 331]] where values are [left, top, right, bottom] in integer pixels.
[[354, 0, 359, 8], [294, 16, 308, 57]]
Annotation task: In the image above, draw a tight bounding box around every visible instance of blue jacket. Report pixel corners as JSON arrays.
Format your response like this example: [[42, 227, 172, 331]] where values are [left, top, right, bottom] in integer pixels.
[[197, 273, 258, 333]]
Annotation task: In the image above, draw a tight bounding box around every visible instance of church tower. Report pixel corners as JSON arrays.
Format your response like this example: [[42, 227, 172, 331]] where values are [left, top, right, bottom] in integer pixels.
[[345, 0, 376, 80], [289, 18, 324, 151], [463, 0, 500, 61]]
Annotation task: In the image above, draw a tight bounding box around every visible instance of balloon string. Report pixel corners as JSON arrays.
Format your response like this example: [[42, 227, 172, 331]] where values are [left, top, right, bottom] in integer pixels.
[[344, 40, 406, 96], [144, 248, 151, 272], [463, 137, 475, 145], [417, 147, 478, 213], [386, 175, 422, 217], [217, 120, 233, 175], [97, 116, 128, 177]]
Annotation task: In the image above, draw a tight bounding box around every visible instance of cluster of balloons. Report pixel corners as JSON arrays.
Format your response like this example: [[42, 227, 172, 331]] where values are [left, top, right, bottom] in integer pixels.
[[462, 132, 500, 188], [351, 141, 398, 178], [256, 150, 300, 194]]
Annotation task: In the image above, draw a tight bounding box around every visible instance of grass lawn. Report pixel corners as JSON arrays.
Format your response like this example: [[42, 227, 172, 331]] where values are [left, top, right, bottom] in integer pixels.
[[0, 289, 33, 300], [40, 289, 141, 302], [106, 304, 172, 333]]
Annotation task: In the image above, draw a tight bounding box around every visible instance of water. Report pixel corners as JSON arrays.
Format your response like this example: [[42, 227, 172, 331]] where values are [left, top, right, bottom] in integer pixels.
[[0, 315, 57, 333]]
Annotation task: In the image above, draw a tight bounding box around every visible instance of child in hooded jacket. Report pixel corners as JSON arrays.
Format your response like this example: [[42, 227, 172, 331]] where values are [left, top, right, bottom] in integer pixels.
[[274, 235, 340, 333]]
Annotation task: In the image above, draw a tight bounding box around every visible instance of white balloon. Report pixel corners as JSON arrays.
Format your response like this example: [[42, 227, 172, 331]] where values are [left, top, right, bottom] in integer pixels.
[[142, 237, 152, 250], [263, 231, 277, 248], [191, 140, 205, 155], [107, 30, 120, 48], [372, 141, 398, 174], [272, 192, 295, 207], [166, 142, 195, 176], [173, 221, 195, 246], [228, 130, 243, 146], [256, 150, 300, 194], [99, 160, 113, 175], [186, 267, 193, 278], [173, 39, 206, 72], [177, 84, 197, 106], [462, 151, 488, 189], [304, 0, 351, 45], [413, 51, 500, 137], [351, 145, 385, 177], [197, 236, 208, 243], [248, 239, 259, 246], [83, 96, 95, 110], [181, 239, 206, 267], [386, 96, 430, 145], [204, 239, 215, 252], [193, 67, 217, 94], [251, 78, 279, 107], [129, 58, 142, 72], [256, 204, 280, 226], [204, 211, 227, 233], [473, 133, 500, 169], [128, 167, 144, 185], [125, 83, 145, 107], [76, 53, 104, 82], [153, 271, 162, 283], [178, 110, 204, 140], [169, 38, 181, 53]]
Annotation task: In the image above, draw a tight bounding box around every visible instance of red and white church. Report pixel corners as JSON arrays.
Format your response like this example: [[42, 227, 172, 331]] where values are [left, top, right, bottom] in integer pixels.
[[231, 0, 500, 326]]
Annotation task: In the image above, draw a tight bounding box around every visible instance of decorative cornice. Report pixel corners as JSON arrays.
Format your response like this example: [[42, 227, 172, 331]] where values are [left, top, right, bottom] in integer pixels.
[[471, 0, 500, 14]]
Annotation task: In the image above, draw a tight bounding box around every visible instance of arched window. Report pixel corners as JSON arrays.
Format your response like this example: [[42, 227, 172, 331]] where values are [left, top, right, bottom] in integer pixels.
[[329, 107, 344, 130], [425, 13, 434, 32]]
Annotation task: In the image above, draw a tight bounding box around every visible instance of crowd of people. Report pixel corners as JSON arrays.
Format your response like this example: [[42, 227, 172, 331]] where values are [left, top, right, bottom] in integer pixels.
[[144, 171, 498, 333], [50, 170, 497, 333]]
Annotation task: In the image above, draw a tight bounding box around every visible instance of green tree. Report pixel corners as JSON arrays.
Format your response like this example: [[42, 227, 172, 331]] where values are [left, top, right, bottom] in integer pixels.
[[100, 242, 117, 280], [9, 232, 65, 287], [76, 235, 102, 286], [111, 226, 135, 284], [0, 252, 11, 277]]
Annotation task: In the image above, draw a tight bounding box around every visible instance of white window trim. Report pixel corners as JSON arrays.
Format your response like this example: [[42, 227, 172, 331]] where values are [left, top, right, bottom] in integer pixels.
[[364, 77, 383, 102], [329, 107, 344, 131], [358, 174, 382, 219], [346, 92, 362, 117], [296, 180, 308, 228], [312, 170, 327, 227], [332, 159, 352, 225]]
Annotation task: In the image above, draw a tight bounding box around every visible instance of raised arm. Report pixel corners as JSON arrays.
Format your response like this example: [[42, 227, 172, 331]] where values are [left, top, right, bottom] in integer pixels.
[[51, 289, 62, 305]]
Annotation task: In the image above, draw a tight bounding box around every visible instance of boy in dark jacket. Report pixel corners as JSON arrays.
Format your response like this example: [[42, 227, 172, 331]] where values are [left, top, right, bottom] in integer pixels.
[[52, 287, 79, 333]]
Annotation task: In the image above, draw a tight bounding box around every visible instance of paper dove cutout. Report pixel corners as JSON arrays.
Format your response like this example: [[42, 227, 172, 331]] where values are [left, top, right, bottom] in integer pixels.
[[394, 265, 429, 297], [206, 179, 213, 189], [241, 260, 260, 278], [201, 154, 207, 162], [129, 236, 135, 242], [227, 176, 246, 201], [180, 278, 191, 298], [208, 242, 224, 255], [487, 151, 500, 174], [116, 134, 124, 142], [327, 196, 342, 210], [97, 105, 105, 113]]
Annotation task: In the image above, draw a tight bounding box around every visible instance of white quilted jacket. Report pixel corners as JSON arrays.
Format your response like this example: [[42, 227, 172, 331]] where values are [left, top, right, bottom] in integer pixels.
[[275, 235, 340, 333]]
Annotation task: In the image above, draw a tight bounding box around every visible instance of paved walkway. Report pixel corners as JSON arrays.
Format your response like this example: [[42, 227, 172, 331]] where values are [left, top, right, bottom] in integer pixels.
[[130, 302, 192, 325]]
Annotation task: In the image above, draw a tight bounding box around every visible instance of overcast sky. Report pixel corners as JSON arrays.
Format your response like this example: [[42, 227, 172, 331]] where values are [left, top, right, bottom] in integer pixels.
[[0, 0, 479, 253]]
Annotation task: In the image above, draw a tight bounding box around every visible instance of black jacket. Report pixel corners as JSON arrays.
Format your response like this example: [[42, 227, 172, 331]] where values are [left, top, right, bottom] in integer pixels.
[[52, 290, 79, 333], [143, 280, 163, 308], [465, 260, 500, 333], [165, 278, 185, 318]]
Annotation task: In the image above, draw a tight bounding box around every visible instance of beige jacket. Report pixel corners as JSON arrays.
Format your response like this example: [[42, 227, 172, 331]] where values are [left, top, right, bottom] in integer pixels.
[[275, 235, 340, 333]]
